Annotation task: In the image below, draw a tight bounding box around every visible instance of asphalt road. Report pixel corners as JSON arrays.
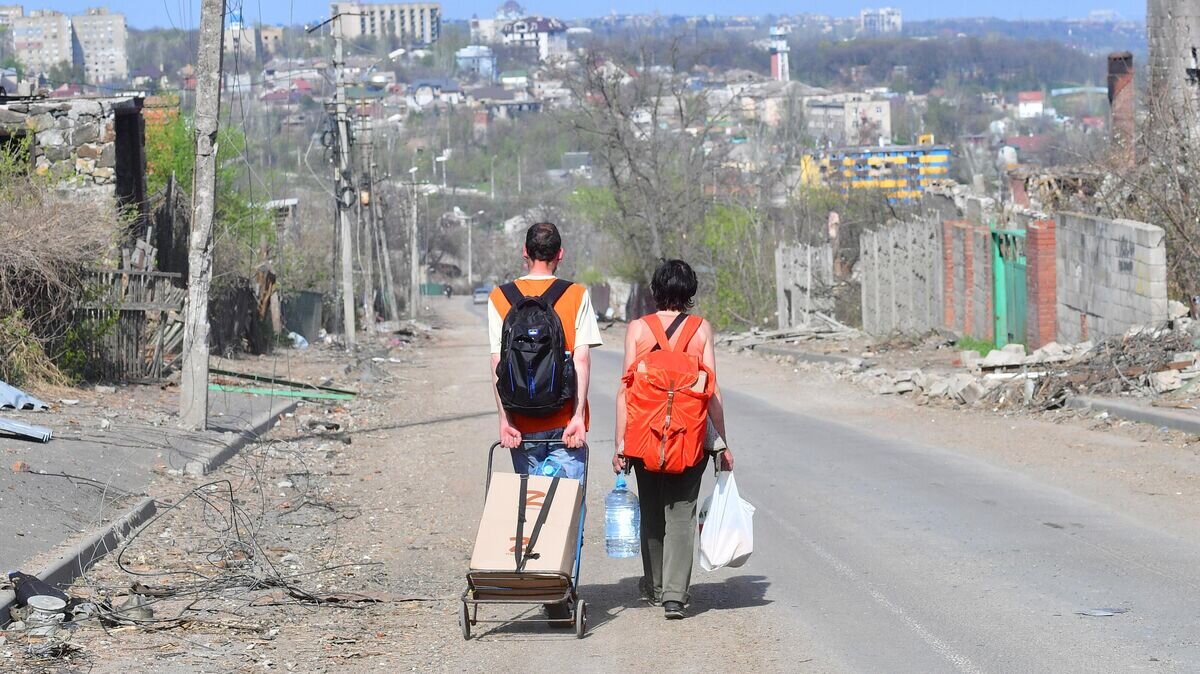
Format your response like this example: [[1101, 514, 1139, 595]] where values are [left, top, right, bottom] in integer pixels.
[[445, 300, 1200, 672]]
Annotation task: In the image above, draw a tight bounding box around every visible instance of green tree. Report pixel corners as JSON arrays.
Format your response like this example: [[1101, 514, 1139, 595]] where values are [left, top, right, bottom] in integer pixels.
[[145, 113, 273, 276]]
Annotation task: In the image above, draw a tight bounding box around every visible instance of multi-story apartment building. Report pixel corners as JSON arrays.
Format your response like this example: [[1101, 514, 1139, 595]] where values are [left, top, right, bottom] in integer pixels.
[[329, 2, 440, 45], [72, 7, 127, 82], [8, 6, 127, 83], [11, 10, 72, 77], [806, 95, 893, 146], [860, 7, 902, 35], [0, 5, 23, 25], [803, 142, 951, 203]]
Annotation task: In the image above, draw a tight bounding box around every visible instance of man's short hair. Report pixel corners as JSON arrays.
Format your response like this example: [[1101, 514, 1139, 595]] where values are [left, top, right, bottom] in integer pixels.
[[651, 259, 698, 312], [525, 222, 562, 262]]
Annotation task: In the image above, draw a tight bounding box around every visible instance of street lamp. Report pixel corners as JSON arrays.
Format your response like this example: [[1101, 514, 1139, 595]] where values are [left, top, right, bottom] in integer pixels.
[[364, 48, 406, 86], [454, 207, 485, 287], [435, 153, 448, 191]]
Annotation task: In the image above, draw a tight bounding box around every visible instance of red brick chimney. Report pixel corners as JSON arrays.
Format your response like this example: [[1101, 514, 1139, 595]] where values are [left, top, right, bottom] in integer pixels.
[[1107, 51, 1135, 168]]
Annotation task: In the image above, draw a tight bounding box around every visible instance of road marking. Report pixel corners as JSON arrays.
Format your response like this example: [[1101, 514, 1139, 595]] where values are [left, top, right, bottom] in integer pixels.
[[758, 504, 986, 674]]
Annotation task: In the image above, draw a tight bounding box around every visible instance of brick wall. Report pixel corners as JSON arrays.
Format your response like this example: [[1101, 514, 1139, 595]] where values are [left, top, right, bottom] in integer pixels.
[[1024, 218, 1058, 348]]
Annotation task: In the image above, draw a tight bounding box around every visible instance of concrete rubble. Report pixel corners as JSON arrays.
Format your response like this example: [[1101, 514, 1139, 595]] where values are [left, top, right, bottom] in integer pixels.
[[754, 311, 1200, 411]]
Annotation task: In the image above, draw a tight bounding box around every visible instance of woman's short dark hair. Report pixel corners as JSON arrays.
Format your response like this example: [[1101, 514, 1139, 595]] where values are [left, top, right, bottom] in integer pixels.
[[651, 259, 698, 312]]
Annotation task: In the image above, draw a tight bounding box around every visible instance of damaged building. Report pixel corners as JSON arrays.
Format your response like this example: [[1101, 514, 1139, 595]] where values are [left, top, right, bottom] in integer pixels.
[[0, 95, 147, 220]]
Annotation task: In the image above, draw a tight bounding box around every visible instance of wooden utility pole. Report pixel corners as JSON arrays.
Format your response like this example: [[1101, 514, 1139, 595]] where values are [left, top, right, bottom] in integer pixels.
[[179, 0, 226, 430], [356, 113, 376, 333], [333, 22, 357, 349], [409, 179, 420, 318], [371, 159, 400, 321]]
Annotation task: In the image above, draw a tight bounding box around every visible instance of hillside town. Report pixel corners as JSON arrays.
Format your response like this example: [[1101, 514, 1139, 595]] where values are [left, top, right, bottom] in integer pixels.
[[2, 0, 1200, 671]]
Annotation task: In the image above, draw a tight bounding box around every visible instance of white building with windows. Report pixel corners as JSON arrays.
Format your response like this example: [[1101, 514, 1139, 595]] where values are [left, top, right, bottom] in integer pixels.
[[11, 10, 72, 77], [500, 16, 567, 62], [859, 7, 902, 35], [71, 8, 128, 83], [330, 2, 441, 45]]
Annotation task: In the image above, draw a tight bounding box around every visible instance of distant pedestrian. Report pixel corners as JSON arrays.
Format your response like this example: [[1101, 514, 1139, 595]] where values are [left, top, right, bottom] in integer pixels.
[[613, 258, 733, 620]]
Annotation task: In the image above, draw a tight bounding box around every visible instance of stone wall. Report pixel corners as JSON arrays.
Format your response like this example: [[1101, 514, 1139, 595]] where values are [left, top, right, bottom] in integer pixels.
[[0, 97, 145, 213], [775, 242, 835, 328], [859, 220, 942, 335], [1056, 212, 1169, 343]]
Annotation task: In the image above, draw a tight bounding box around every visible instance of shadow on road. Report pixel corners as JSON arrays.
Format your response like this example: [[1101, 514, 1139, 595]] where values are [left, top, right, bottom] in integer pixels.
[[685, 574, 773, 617]]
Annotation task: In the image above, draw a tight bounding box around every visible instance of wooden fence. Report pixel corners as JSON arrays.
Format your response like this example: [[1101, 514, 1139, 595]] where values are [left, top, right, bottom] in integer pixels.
[[76, 268, 186, 381]]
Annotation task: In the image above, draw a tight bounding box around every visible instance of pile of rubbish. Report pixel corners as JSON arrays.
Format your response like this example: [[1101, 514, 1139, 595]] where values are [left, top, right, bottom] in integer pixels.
[[719, 314, 861, 350], [794, 304, 1200, 412]]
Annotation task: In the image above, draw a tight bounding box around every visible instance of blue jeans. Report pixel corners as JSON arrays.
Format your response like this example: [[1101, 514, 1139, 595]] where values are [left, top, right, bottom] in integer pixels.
[[511, 428, 588, 481]]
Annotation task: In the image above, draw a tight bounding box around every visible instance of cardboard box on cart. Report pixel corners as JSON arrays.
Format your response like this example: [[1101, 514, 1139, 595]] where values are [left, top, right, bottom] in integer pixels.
[[470, 473, 584, 578]]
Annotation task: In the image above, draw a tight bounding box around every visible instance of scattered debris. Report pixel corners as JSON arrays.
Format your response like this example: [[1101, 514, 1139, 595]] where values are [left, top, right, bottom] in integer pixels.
[[1075, 608, 1130, 617], [0, 380, 48, 410], [0, 417, 52, 442], [719, 320, 860, 350]]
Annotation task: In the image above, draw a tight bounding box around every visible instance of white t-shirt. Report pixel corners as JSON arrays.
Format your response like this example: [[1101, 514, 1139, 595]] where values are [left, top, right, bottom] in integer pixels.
[[488, 275, 604, 354]]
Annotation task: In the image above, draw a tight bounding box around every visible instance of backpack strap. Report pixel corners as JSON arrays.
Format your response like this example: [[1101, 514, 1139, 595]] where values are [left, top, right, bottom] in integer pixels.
[[650, 313, 688, 352], [517, 475, 560, 572], [643, 315, 674, 352], [645, 314, 701, 353], [499, 282, 525, 308], [672, 315, 703, 353], [539, 278, 573, 307]]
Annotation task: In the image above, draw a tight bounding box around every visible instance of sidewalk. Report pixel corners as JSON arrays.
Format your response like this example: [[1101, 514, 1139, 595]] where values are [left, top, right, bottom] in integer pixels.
[[0, 387, 294, 588]]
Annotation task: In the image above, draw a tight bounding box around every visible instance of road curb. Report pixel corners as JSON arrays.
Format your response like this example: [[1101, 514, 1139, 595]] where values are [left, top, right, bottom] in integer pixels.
[[191, 399, 300, 475], [2, 398, 297, 623], [1068, 396, 1200, 435], [0, 496, 157, 622], [752, 344, 862, 366]]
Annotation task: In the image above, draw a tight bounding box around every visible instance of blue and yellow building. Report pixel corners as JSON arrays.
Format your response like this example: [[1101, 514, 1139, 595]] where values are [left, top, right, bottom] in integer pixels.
[[801, 139, 952, 202]]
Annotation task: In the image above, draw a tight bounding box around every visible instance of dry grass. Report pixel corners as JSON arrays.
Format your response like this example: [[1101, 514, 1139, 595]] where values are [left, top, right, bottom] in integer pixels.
[[0, 147, 121, 384]]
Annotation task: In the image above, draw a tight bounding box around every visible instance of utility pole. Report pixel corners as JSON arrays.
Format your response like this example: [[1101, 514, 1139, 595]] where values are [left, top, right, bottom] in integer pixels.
[[331, 19, 357, 349], [356, 113, 376, 335], [408, 170, 420, 319], [372, 159, 400, 321], [179, 0, 226, 430]]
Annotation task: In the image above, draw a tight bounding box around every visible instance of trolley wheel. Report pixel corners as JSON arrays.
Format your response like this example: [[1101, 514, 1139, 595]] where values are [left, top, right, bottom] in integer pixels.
[[460, 601, 471, 640], [575, 600, 587, 639]]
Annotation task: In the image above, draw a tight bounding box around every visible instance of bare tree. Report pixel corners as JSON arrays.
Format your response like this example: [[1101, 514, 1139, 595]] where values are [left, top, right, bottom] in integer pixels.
[[562, 46, 733, 273]]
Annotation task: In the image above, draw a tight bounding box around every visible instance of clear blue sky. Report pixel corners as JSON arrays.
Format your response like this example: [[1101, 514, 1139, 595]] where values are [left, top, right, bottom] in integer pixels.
[[27, 1, 1146, 30]]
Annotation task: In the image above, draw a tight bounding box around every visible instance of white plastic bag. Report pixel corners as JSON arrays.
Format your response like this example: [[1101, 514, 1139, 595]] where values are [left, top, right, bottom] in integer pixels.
[[698, 472, 755, 571]]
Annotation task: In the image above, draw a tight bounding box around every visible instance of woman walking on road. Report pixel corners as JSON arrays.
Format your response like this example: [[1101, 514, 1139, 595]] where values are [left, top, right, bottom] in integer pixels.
[[612, 259, 734, 620]]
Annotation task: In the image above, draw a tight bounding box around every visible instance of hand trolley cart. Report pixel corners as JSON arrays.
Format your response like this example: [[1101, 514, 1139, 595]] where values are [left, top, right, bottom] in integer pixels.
[[460, 440, 588, 639]]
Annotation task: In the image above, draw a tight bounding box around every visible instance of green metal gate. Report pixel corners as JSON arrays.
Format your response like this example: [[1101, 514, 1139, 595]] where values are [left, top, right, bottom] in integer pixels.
[[992, 229, 1027, 348]]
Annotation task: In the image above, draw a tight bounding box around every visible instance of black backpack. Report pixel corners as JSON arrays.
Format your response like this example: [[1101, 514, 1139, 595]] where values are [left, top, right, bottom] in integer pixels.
[[496, 279, 577, 417]]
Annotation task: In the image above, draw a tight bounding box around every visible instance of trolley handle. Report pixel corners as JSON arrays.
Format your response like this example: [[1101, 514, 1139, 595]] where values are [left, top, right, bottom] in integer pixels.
[[486, 439, 590, 499]]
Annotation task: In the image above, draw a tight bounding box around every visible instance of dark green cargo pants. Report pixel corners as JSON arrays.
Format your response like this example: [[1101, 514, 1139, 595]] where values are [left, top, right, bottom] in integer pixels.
[[632, 455, 709, 604]]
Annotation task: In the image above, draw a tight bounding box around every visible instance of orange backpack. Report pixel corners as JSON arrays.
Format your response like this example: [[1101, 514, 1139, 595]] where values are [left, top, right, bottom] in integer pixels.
[[622, 314, 715, 473]]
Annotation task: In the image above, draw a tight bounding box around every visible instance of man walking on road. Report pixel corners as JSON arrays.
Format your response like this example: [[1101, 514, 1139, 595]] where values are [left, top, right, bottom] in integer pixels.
[[488, 222, 603, 480]]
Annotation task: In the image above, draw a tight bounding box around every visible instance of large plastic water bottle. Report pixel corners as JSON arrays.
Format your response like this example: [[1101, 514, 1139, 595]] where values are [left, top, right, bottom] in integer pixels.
[[605, 474, 640, 558]]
